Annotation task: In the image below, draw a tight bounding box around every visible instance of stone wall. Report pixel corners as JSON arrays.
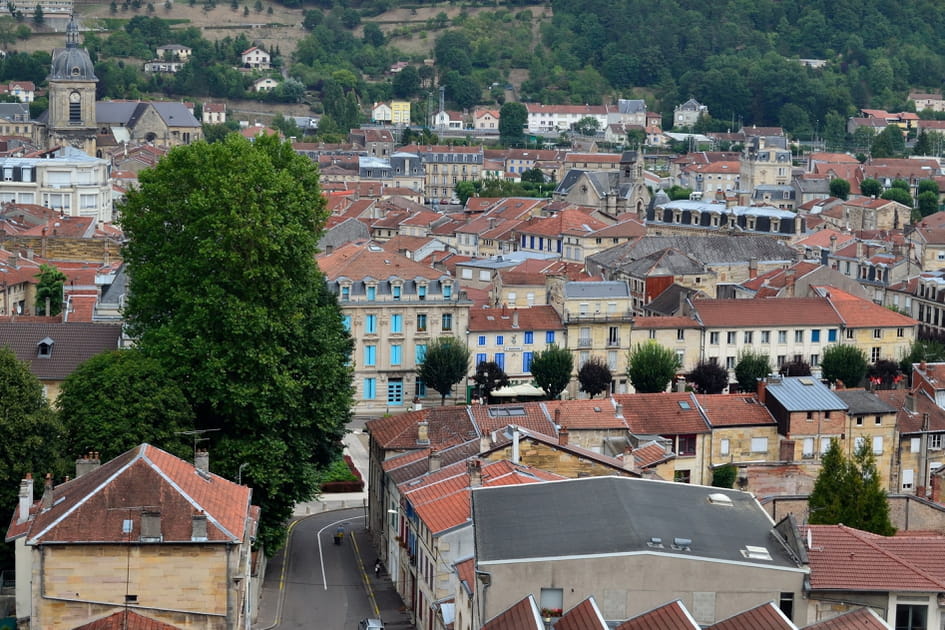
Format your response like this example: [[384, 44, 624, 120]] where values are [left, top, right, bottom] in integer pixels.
[[761, 493, 945, 533]]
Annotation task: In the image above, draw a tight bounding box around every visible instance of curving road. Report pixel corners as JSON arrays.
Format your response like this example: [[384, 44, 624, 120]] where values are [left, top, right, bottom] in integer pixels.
[[260, 507, 376, 629]]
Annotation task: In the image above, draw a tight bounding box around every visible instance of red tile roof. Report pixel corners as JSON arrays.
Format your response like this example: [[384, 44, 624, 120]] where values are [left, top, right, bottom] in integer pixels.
[[693, 297, 842, 327], [816, 286, 917, 328], [631, 441, 675, 468], [74, 610, 183, 630], [366, 407, 479, 450], [805, 524, 945, 592], [8, 444, 253, 545], [708, 602, 795, 630], [517, 209, 609, 238], [543, 398, 628, 430], [697, 394, 777, 427], [484, 595, 543, 630], [455, 556, 475, 596], [469, 402, 557, 437], [555, 597, 608, 630], [633, 316, 700, 329], [616, 392, 711, 435], [317, 241, 448, 281], [468, 305, 562, 333], [803, 607, 890, 629], [615, 600, 700, 630]]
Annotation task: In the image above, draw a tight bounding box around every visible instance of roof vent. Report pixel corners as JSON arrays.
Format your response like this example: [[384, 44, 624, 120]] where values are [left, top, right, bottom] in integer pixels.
[[799, 377, 815, 386], [707, 492, 733, 506], [672, 537, 692, 551], [741, 545, 772, 561], [646, 537, 663, 548]]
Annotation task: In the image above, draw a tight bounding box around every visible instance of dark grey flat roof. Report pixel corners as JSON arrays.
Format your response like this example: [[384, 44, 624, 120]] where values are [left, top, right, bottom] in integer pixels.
[[833, 389, 897, 415], [473, 476, 800, 569]]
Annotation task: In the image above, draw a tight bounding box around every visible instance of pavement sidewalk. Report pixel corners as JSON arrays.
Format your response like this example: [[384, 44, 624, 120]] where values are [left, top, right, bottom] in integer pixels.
[[354, 527, 413, 629]]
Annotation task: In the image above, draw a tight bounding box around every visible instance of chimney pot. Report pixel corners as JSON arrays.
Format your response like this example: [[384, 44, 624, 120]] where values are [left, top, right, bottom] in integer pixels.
[[417, 420, 430, 445], [558, 426, 569, 446], [41, 473, 53, 510], [194, 449, 209, 473], [75, 451, 101, 478], [467, 458, 482, 487], [18, 474, 34, 524]]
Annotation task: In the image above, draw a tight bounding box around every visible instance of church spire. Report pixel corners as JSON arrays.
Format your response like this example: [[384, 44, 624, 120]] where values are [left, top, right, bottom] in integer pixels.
[[66, 14, 79, 48]]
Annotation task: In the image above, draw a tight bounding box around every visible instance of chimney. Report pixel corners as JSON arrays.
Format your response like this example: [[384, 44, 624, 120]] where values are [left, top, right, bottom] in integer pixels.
[[829, 234, 838, 252], [748, 257, 758, 279], [413, 396, 422, 411], [417, 420, 430, 445], [75, 451, 101, 478], [906, 393, 916, 412], [622, 446, 635, 471], [512, 310, 519, 328], [467, 458, 482, 487], [17, 473, 33, 524], [510, 425, 521, 463], [480, 432, 492, 453], [41, 473, 53, 510], [191, 511, 208, 541], [615, 402, 623, 416], [757, 378, 766, 403], [785, 269, 796, 297], [141, 511, 162, 541], [558, 426, 569, 446], [856, 241, 864, 259], [194, 449, 209, 474], [429, 449, 441, 473], [662, 438, 673, 455], [554, 407, 561, 428]]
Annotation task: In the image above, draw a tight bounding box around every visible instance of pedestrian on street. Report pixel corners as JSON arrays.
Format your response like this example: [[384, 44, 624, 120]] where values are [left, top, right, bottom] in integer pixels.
[[374, 559, 382, 577]]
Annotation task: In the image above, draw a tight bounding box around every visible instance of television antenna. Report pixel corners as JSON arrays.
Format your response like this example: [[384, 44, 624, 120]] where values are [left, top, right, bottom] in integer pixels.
[[175, 428, 221, 456]]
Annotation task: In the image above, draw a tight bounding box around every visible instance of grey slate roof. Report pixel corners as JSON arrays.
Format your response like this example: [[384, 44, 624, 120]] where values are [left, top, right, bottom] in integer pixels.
[[472, 476, 799, 568], [764, 376, 848, 412], [643, 284, 700, 316], [621, 248, 706, 277], [563, 280, 629, 299], [833, 389, 897, 415], [96, 102, 145, 125], [151, 101, 200, 127], [0, 322, 121, 380], [588, 235, 796, 270]]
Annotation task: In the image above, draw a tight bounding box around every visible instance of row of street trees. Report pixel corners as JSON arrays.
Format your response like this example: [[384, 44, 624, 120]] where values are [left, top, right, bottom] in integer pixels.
[[417, 339, 913, 405]]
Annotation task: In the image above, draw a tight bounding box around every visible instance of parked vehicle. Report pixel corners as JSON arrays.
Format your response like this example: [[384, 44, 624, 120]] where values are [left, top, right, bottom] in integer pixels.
[[358, 619, 384, 630]]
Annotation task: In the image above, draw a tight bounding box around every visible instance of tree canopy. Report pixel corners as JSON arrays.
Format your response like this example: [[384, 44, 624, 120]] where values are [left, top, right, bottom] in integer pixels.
[[57, 349, 194, 462], [734, 350, 771, 393], [577, 356, 612, 398], [118, 134, 354, 552], [417, 336, 470, 405], [473, 360, 509, 404], [499, 101, 527, 146], [530, 344, 573, 400], [821, 345, 868, 388], [809, 439, 895, 535], [687, 360, 728, 394], [627, 342, 679, 393], [34, 263, 66, 316]]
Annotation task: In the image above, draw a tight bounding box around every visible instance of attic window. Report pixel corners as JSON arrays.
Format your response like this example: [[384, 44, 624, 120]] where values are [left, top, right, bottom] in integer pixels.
[[37, 337, 54, 358], [678, 401, 691, 410], [741, 545, 772, 561], [799, 377, 815, 386]]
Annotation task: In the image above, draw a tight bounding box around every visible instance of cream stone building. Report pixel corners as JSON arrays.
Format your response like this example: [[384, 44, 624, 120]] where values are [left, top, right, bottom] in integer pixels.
[[318, 241, 472, 413], [5, 444, 259, 630], [43, 17, 98, 156]]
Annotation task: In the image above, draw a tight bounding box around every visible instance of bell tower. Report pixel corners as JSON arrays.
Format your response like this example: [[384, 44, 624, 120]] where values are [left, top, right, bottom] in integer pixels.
[[46, 16, 98, 155]]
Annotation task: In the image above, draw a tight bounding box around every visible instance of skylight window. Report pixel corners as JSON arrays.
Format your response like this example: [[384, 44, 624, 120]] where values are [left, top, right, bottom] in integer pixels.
[[741, 545, 772, 561], [678, 401, 691, 410]]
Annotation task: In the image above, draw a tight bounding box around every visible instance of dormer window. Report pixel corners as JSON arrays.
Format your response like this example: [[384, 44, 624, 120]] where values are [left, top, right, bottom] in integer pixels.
[[37, 337, 54, 358], [366, 285, 376, 301], [340, 285, 350, 301], [392, 284, 402, 300], [442, 284, 452, 299], [418, 284, 427, 301]]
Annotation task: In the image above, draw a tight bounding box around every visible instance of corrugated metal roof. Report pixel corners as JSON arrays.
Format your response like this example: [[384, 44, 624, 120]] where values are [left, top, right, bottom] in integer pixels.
[[764, 376, 847, 412]]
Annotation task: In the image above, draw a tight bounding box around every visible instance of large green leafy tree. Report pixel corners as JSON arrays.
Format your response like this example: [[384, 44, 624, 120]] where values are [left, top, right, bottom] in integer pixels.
[[119, 134, 354, 552], [57, 349, 194, 462], [809, 439, 895, 535], [34, 263, 66, 316], [821, 345, 868, 388], [499, 102, 527, 146], [627, 342, 679, 393], [417, 336, 470, 405], [0, 346, 65, 569], [734, 350, 771, 393], [687, 360, 728, 394], [530, 344, 573, 400]]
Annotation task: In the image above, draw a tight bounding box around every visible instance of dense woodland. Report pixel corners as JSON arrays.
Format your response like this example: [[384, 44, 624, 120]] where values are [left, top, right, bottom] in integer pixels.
[[8, 0, 945, 145]]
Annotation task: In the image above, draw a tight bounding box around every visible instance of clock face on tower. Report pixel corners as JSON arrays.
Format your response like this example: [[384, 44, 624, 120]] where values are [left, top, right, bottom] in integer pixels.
[[69, 91, 81, 103]]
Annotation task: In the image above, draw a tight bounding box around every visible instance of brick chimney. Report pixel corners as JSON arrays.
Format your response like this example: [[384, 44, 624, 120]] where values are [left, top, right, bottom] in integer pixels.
[[429, 449, 441, 473], [467, 458, 482, 487], [191, 511, 208, 541], [417, 420, 430, 445], [17, 473, 33, 524], [784, 269, 796, 297], [757, 378, 766, 403], [558, 427, 569, 446], [623, 446, 635, 471], [41, 473, 53, 510], [554, 407, 561, 428], [748, 257, 758, 279], [194, 449, 209, 474], [75, 451, 101, 478]]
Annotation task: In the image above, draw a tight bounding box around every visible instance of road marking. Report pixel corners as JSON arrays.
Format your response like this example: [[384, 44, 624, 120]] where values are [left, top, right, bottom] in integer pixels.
[[316, 515, 365, 591], [261, 516, 306, 630], [349, 524, 381, 617]]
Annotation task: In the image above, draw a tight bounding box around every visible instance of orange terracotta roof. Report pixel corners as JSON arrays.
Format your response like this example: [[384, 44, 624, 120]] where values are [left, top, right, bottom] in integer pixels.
[[74, 610, 183, 630], [616, 392, 711, 435], [708, 602, 794, 630], [804, 524, 945, 591], [697, 394, 776, 427], [467, 305, 562, 333], [365, 407, 479, 450], [692, 297, 842, 327], [317, 241, 447, 281], [484, 595, 542, 630], [455, 556, 475, 596], [615, 600, 699, 630], [631, 441, 674, 468], [517, 209, 609, 238], [8, 444, 253, 545], [633, 316, 700, 329], [804, 608, 889, 629], [816, 286, 917, 328], [469, 402, 557, 437], [555, 597, 608, 630], [543, 398, 628, 430]]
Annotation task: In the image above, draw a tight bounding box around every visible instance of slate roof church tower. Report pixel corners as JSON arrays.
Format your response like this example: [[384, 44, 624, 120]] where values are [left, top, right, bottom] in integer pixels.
[[45, 15, 98, 155]]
